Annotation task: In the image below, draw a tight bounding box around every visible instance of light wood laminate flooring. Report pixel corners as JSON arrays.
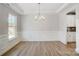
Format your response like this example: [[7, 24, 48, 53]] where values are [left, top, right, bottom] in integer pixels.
[[3, 41, 79, 56]]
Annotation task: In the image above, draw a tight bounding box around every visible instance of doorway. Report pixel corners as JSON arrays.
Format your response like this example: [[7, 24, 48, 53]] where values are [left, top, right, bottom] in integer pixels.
[[66, 10, 76, 49]]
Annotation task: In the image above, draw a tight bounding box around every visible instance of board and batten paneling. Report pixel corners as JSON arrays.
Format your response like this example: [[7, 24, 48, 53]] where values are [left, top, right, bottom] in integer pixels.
[[21, 14, 59, 41]]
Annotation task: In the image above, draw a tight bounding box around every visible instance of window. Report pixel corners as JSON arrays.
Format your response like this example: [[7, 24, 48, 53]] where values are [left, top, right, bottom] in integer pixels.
[[8, 14, 17, 40]]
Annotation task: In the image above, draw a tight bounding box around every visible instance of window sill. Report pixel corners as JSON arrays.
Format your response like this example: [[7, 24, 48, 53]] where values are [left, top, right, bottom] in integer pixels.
[[9, 37, 16, 41]]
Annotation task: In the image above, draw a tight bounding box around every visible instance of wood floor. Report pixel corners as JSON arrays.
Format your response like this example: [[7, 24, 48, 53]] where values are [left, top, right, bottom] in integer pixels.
[[3, 41, 79, 56], [67, 42, 76, 48]]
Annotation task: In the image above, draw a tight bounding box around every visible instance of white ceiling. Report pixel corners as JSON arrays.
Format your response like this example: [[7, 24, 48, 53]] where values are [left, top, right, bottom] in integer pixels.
[[18, 3, 68, 15]]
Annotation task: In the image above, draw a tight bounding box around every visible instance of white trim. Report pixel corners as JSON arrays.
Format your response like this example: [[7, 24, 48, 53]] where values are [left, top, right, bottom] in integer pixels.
[[0, 34, 8, 39], [75, 48, 79, 53], [9, 3, 24, 15], [56, 3, 69, 13], [0, 38, 21, 56], [0, 33, 21, 55], [0, 3, 23, 15]]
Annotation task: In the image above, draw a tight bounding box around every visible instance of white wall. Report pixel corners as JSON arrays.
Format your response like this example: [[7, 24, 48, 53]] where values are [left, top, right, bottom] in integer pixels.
[[0, 4, 21, 55], [67, 32, 76, 42], [66, 15, 76, 27], [58, 4, 79, 53], [58, 4, 76, 44], [59, 13, 67, 44], [21, 13, 59, 41], [76, 4, 79, 53], [21, 4, 77, 43], [66, 15, 76, 42], [59, 15, 76, 44]]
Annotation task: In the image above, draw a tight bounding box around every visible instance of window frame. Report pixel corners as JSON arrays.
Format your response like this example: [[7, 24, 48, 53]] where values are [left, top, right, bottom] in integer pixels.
[[8, 13, 17, 40]]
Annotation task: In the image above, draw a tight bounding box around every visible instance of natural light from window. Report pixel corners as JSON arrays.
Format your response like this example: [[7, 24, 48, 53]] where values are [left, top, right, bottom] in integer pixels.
[[8, 14, 17, 40]]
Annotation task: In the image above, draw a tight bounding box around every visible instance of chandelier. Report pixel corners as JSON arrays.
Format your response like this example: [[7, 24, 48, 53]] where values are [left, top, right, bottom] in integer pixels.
[[34, 3, 45, 20]]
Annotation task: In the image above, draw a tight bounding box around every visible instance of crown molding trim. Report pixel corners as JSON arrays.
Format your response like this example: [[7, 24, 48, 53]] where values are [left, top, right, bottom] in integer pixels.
[[0, 3, 24, 15], [56, 3, 69, 13]]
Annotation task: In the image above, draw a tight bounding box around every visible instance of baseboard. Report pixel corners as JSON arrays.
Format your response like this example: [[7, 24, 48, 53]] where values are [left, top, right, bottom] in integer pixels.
[[0, 39, 21, 56], [75, 48, 79, 53]]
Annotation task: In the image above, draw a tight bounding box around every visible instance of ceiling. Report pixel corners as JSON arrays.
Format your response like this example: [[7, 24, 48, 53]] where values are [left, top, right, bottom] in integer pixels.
[[17, 3, 68, 15]]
